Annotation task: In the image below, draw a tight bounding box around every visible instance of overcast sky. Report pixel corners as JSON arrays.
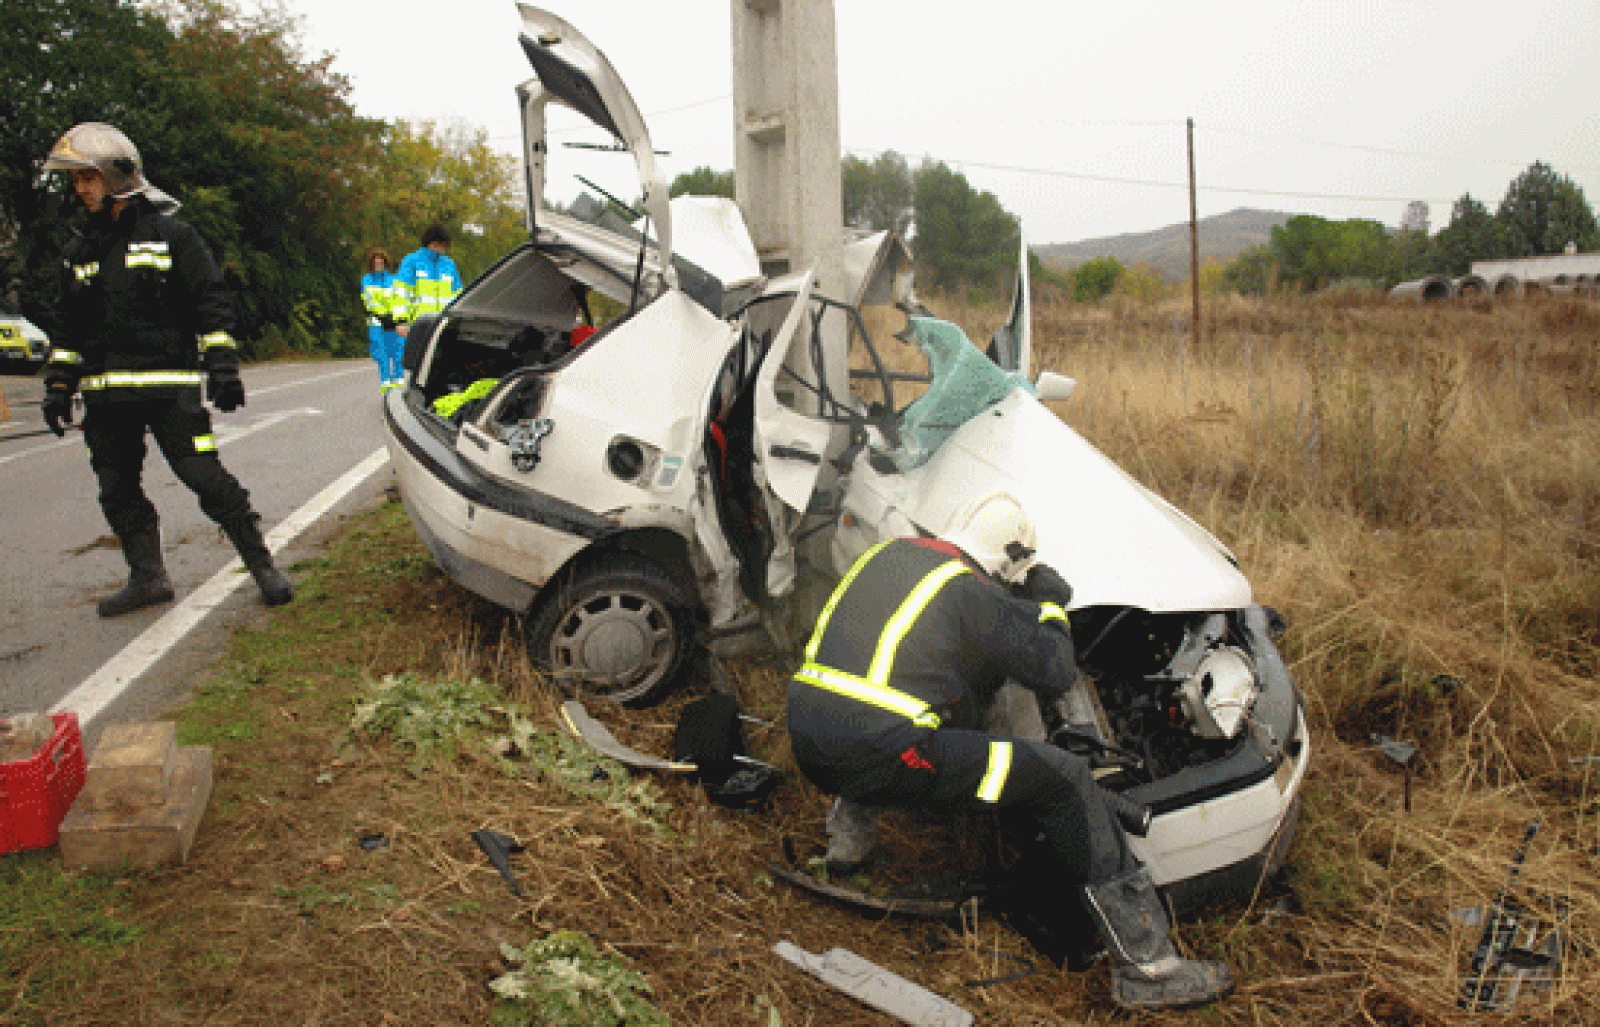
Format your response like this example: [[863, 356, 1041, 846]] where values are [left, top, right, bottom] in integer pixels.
[[282, 0, 1599, 245]]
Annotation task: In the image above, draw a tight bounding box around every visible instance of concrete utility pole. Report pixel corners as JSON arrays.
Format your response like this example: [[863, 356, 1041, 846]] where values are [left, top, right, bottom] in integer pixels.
[[1187, 117, 1200, 349], [729, 0, 845, 301]]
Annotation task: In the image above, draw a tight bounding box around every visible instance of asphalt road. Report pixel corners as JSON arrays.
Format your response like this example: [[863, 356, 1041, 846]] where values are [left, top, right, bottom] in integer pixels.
[[0, 360, 395, 750]]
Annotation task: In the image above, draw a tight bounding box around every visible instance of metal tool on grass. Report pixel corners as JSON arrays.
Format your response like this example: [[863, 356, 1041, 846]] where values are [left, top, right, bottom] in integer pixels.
[[1372, 734, 1418, 812], [1458, 820, 1545, 1012]]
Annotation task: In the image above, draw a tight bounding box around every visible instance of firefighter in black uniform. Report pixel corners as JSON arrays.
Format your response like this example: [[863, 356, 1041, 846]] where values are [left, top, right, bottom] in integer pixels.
[[38, 122, 292, 616], [787, 492, 1232, 1011]]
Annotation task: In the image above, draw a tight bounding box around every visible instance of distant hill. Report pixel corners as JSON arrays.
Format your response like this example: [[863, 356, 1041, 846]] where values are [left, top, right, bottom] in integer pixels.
[[1034, 208, 1296, 279]]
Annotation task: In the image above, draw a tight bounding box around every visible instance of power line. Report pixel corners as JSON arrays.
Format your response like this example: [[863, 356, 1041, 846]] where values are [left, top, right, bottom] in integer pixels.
[[843, 146, 1455, 204], [1194, 124, 1541, 168]]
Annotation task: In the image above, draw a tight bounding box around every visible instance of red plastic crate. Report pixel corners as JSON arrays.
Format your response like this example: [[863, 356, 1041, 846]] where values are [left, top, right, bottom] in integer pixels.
[[0, 712, 87, 855]]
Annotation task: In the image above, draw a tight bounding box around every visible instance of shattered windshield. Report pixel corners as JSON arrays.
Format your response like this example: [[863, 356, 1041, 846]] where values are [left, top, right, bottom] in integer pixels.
[[889, 316, 1034, 471]]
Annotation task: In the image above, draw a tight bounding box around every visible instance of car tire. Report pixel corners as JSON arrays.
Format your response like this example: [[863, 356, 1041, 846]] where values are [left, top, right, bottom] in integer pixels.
[[523, 553, 696, 708]]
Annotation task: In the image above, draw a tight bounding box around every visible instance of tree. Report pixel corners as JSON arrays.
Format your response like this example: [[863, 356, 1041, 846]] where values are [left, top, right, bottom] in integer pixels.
[[1115, 262, 1168, 303], [911, 159, 1017, 296], [669, 166, 734, 199], [1028, 251, 1072, 299], [0, 0, 178, 312], [368, 119, 526, 288], [157, 0, 387, 354], [2, 0, 391, 355], [1223, 244, 1276, 295], [1268, 215, 1392, 290], [842, 150, 913, 235], [1428, 193, 1500, 276], [1072, 256, 1123, 302], [1496, 161, 1599, 257]]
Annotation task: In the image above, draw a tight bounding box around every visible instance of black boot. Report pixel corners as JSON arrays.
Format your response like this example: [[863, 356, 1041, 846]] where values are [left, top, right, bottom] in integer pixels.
[[1082, 868, 1234, 1010], [221, 514, 294, 607], [98, 527, 175, 617]]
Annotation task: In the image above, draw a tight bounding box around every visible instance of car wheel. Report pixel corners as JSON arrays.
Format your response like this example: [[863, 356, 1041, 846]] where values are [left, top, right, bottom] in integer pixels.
[[524, 553, 696, 708]]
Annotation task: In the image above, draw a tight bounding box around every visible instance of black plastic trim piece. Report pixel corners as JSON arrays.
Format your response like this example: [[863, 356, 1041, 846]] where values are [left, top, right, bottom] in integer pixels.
[[1124, 738, 1279, 815], [384, 390, 614, 541]]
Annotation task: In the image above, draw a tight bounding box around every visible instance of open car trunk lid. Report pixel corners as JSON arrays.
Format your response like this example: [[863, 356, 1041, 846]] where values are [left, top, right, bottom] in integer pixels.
[[516, 5, 673, 272]]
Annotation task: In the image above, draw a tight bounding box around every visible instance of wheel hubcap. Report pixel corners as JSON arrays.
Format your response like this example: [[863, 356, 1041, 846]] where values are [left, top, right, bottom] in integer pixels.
[[550, 589, 675, 699]]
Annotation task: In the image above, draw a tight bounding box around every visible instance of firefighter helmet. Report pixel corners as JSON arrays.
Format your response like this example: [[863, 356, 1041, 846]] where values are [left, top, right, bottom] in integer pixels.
[[42, 122, 178, 213], [942, 490, 1037, 583]]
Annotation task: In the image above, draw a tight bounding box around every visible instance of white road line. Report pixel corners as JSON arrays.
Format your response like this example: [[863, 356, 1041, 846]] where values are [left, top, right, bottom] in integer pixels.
[[50, 447, 392, 731], [0, 434, 78, 467], [0, 364, 371, 468], [246, 363, 372, 398], [214, 407, 323, 448]]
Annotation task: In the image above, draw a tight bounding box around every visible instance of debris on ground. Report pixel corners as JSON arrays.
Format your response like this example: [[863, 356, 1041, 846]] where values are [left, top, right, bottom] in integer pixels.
[[472, 828, 526, 896], [773, 940, 974, 1026]]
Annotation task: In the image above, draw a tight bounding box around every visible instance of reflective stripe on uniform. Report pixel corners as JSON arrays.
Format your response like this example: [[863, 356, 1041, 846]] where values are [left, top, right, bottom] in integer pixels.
[[804, 540, 892, 662], [794, 663, 943, 729], [80, 371, 204, 390], [867, 560, 969, 685], [124, 243, 172, 270], [73, 263, 99, 282], [976, 740, 1014, 802], [1038, 602, 1068, 626], [200, 332, 236, 351], [798, 541, 972, 732], [50, 349, 84, 364], [193, 435, 217, 452]]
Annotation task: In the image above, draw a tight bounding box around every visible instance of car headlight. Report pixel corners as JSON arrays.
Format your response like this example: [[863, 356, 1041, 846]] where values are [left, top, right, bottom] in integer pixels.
[[1178, 646, 1258, 739]]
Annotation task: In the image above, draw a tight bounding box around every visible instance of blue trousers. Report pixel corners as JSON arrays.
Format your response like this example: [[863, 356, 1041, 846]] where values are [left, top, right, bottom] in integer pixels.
[[368, 328, 403, 382]]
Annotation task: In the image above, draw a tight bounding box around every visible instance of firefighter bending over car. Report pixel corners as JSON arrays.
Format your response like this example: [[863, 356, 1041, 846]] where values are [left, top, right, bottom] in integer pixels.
[[787, 492, 1233, 1010], [38, 123, 292, 616]]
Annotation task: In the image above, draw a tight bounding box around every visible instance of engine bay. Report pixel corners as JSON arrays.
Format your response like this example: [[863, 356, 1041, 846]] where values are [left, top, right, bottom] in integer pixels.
[[1060, 607, 1281, 791]]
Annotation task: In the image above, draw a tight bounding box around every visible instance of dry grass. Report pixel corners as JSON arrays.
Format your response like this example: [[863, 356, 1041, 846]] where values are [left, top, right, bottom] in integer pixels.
[[926, 288, 1600, 1023], [7, 290, 1600, 1025]]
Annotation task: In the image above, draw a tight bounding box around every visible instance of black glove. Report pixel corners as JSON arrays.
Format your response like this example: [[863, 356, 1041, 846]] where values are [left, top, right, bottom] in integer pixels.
[[41, 384, 74, 437], [208, 367, 246, 412], [378, 314, 396, 332], [1021, 563, 1073, 609]]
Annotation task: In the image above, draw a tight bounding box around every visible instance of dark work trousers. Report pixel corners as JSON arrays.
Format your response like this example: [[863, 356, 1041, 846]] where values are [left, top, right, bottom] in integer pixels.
[[82, 397, 255, 540], [818, 727, 1136, 886]]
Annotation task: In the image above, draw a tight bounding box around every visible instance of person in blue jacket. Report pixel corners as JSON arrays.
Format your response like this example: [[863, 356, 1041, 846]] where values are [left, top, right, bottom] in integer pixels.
[[360, 248, 402, 392], [394, 224, 461, 342]]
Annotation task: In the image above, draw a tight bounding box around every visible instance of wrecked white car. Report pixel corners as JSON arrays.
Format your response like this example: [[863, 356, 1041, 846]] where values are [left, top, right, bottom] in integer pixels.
[[382, 5, 1308, 912]]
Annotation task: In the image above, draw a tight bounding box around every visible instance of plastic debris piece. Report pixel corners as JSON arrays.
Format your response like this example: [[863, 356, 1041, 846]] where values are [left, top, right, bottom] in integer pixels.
[[472, 829, 526, 897], [559, 700, 696, 773], [768, 860, 960, 919], [358, 833, 389, 851], [774, 940, 973, 1027]]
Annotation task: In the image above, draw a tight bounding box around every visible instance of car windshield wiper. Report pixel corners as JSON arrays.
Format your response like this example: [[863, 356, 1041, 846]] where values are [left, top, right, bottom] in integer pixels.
[[574, 174, 651, 314]]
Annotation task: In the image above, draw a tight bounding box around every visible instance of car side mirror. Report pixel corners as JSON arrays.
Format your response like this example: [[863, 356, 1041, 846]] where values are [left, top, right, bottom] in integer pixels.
[[1033, 370, 1076, 402]]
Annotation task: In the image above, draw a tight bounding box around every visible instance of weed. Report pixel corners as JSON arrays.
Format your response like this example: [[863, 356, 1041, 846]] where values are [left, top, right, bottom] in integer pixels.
[[348, 672, 499, 772], [271, 883, 354, 912], [489, 929, 669, 1027], [504, 708, 674, 830]]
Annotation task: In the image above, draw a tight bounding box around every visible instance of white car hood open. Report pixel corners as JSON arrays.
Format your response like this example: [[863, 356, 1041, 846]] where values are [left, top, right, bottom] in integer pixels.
[[900, 390, 1253, 613]]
